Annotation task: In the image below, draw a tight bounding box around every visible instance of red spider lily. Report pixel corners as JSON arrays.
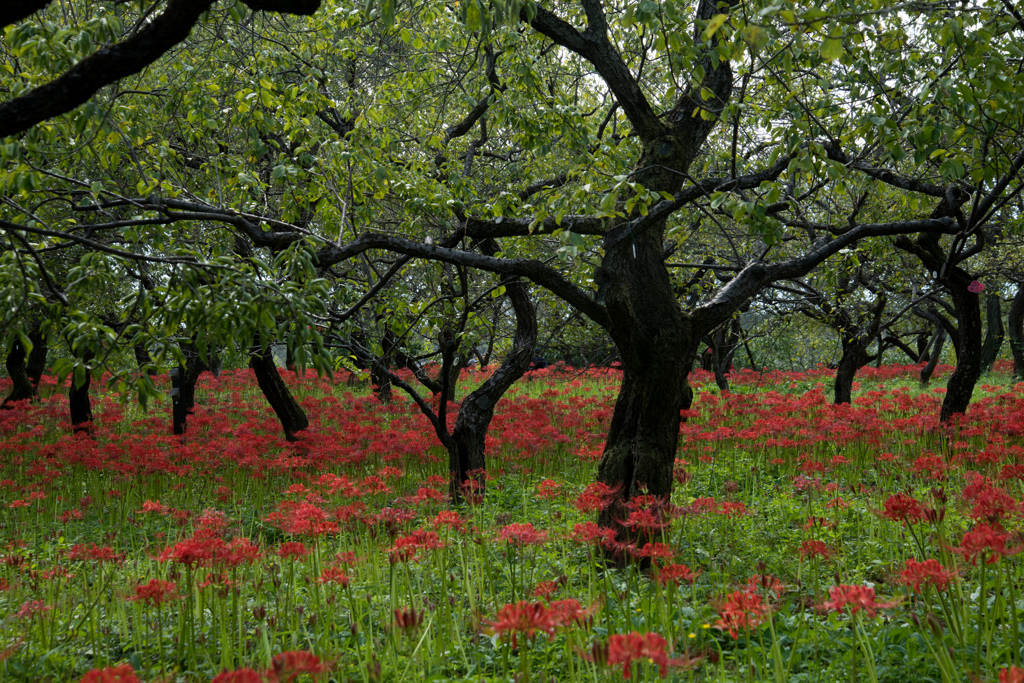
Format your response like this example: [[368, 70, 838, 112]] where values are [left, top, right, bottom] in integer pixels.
[[497, 522, 548, 547], [318, 566, 349, 587], [276, 541, 309, 559], [821, 585, 899, 617], [714, 590, 767, 638], [999, 666, 1024, 683], [15, 600, 50, 619], [139, 499, 167, 514], [957, 522, 1020, 564], [432, 510, 466, 533], [628, 542, 674, 560], [604, 631, 697, 679], [128, 579, 179, 607], [388, 529, 445, 563], [575, 481, 617, 514], [569, 521, 617, 546], [394, 607, 424, 631], [547, 598, 597, 628], [880, 493, 927, 524], [746, 574, 785, 599], [622, 509, 669, 532], [220, 537, 263, 567], [265, 501, 337, 537], [156, 536, 226, 567], [270, 650, 329, 682], [536, 478, 562, 500], [488, 600, 556, 646], [532, 580, 560, 599], [798, 539, 833, 560], [961, 473, 1019, 523], [211, 668, 263, 683], [78, 664, 141, 683], [652, 563, 697, 586], [898, 558, 956, 594], [68, 543, 125, 563]]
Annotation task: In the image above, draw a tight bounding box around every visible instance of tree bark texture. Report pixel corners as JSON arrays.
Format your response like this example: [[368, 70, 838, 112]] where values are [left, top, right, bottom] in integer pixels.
[[921, 325, 946, 386], [249, 343, 308, 441], [449, 273, 537, 501], [979, 293, 1004, 375], [2, 338, 34, 408], [834, 339, 871, 405], [1009, 286, 1024, 380], [69, 352, 95, 433], [25, 329, 47, 388], [940, 277, 982, 421]]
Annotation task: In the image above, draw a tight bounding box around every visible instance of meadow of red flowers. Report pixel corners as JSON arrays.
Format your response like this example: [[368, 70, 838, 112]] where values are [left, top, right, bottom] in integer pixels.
[[0, 362, 1022, 682]]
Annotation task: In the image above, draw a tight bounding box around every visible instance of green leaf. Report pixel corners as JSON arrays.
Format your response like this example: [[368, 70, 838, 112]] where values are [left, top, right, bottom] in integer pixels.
[[382, 0, 396, 27], [703, 14, 728, 40], [820, 26, 843, 61]]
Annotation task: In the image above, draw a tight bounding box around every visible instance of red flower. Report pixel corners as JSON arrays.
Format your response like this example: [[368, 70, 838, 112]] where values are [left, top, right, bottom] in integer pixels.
[[999, 666, 1024, 683], [68, 543, 125, 564], [497, 523, 548, 547], [318, 566, 349, 587], [78, 664, 140, 683], [628, 542, 674, 560], [270, 650, 329, 682], [276, 541, 309, 559], [606, 632, 677, 679], [714, 590, 766, 638], [394, 607, 424, 631], [880, 493, 926, 524], [798, 540, 833, 560], [536, 479, 562, 500], [547, 598, 597, 628], [211, 668, 263, 683], [822, 585, 899, 617], [569, 522, 617, 546], [128, 579, 178, 607], [488, 600, 555, 646], [653, 563, 696, 586], [898, 558, 956, 594], [957, 522, 1018, 564], [388, 529, 445, 563]]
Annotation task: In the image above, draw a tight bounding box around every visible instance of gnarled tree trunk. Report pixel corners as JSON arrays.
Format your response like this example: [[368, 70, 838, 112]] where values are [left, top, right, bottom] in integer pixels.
[[979, 293, 1004, 375], [250, 341, 308, 441], [25, 330, 47, 388], [69, 351, 95, 433], [921, 324, 946, 386], [449, 270, 537, 500], [834, 339, 871, 405], [2, 338, 34, 408], [941, 276, 982, 421]]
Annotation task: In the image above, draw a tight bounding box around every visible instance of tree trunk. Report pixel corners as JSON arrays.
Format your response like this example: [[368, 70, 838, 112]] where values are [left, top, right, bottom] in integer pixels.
[[979, 293, 1004, 375], [25, 329, 47, 387], [249, 342, 308, 441], [1, 338, 34, 408], [833, 339, 869, 404], [134, 343, 157, 376], [595, 220, 697, 544], [180, 342, 208, 416], [449, 272, 537, 501], [1008, 286, 1023, 380], [921, 325, 946, 386], [940, 276, 982, 421], [69, 351, 95, 433]]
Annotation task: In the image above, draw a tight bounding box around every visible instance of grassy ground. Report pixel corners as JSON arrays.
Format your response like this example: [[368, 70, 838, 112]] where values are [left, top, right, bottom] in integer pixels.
[[0, 362, 1022, 682]]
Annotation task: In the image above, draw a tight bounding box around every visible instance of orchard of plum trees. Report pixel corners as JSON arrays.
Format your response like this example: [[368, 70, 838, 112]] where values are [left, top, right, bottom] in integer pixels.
[[2, 0, 1023, 542]]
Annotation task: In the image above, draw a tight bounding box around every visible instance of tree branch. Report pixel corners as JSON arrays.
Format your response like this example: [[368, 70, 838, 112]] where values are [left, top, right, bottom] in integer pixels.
[[315, 232, 610, 328], [0, 0, 321, 138]]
